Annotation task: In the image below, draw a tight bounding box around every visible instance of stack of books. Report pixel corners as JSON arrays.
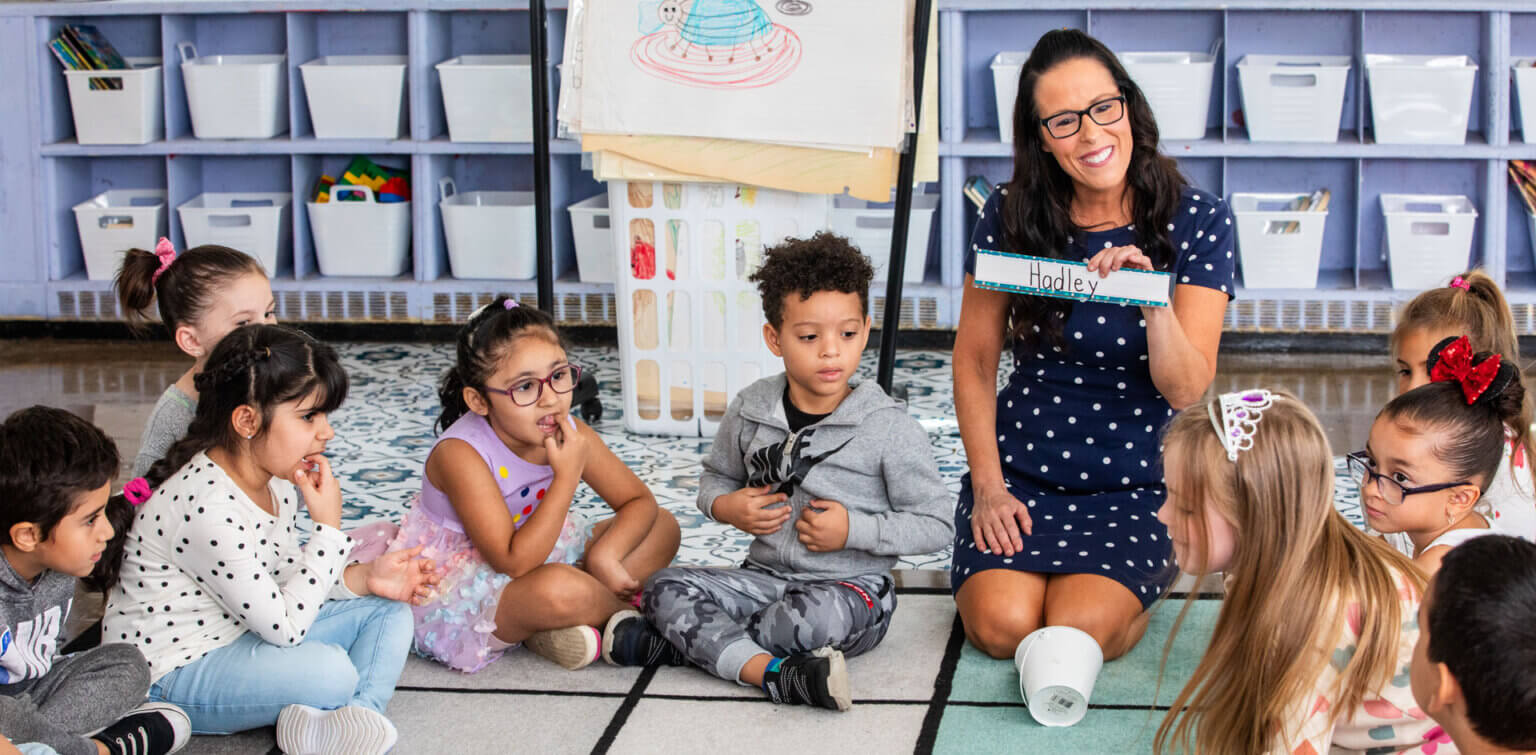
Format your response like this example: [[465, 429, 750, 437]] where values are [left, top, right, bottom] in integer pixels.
[[48, 24, 129, 91]]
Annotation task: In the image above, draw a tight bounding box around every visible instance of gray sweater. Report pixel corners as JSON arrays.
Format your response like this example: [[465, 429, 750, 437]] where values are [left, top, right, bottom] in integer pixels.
[[698, 374, 953, 580], [133, 384, 195, 478], [0, 556, 76, 686]]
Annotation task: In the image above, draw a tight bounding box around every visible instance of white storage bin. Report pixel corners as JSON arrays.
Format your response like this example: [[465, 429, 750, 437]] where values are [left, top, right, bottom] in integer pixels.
[[438, 178, 539, 280], [300, 55, 408, 140], [178, 43, 287, 140], [436, 55, 533, 143], [1119, 51, 1215, 141], [610, 180, 830, 436], [1366, 54, 1478, 145], [72, 190, 167, 281], [63, 57, 163, 145], [307, 186, 411, 277], [1236, 55, 1352, 143], [1381, 194, 1478, 290], [1229, 193, 1329, 290], [991, 51, 1029, 144], [829, 193, 937, 283], [177, 192, 291, 276], [1514, 59, 1536, 145], [569, 193, 614, 283]]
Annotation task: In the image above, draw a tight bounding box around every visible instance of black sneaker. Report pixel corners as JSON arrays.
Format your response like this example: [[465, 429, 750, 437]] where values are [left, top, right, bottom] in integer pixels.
[[93, 701, 192, 755], [602, 609, 688, 667], [762, 647, 852, 712]]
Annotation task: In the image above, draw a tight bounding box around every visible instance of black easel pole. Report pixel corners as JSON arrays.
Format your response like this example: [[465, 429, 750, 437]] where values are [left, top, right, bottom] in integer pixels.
[[529, 0, 555, 312], [877, 0, 932, 395]]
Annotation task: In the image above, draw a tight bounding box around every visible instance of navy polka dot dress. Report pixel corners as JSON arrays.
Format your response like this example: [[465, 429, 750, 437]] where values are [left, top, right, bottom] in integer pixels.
[[951, 186, 1236, 609]]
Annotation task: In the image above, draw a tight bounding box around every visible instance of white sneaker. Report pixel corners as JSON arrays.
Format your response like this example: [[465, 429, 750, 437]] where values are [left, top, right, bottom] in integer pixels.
[[524, 625, 601, 670], [276, 704, 398, 755]]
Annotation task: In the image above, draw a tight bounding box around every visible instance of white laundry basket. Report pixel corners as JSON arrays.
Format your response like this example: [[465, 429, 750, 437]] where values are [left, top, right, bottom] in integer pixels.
[[569, 193, 614, 283], [1514, 59, 1536, 145], [1381, 194, 1478, 290], [828, 194, 937, 283], [1236, 55, 1352, 143], [438, 178, 539, 280], [178, 43, 287, 140], [610, 180, 830, 436], [1366, 55, 1478, 145], [63, 57, 163, 145], [72, 190, 167, 281], [307, 186, 411, 277], [177, 193, 292, 276], [991, 51, 1029, 144], [436, 55, 533, 143], [1229, 193, 1329, 290], [1119, 51, 1215, 140], [300, 55, 408, 140]]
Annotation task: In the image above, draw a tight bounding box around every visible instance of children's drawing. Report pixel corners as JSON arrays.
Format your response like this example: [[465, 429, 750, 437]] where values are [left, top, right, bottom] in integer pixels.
[[631, 0, 802, 89]]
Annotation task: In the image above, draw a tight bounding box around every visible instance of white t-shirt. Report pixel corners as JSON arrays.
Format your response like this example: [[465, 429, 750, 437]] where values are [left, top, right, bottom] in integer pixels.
[[104, 451, 355, 681]]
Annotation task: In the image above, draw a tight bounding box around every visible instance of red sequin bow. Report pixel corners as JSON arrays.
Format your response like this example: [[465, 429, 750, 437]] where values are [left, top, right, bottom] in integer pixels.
[[1429, 335, 1502, 405]]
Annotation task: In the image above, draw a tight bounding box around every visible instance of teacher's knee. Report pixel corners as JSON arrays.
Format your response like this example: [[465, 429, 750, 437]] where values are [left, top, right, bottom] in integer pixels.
[[958, 596, 1042, 660], [1042, 604, 1144, 659]]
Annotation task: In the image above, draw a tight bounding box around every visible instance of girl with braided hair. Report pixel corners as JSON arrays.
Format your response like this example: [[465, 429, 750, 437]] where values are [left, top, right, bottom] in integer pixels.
[[96, 324, 439, 755]]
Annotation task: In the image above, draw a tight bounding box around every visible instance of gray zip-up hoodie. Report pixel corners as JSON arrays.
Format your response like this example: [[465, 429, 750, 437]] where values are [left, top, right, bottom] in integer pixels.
[[698, 373, 953, 580], [0, 555, 75, 686]]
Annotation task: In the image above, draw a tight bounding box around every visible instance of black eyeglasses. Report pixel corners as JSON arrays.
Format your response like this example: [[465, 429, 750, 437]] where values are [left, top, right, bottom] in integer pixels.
[[1039, 95, 1127, 140], [483, 364, 582, 407], [1345, 451, 1470, 507]]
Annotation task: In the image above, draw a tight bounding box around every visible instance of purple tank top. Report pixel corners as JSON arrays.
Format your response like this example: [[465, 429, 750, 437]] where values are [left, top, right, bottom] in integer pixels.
[[418, 413, 556, 534]]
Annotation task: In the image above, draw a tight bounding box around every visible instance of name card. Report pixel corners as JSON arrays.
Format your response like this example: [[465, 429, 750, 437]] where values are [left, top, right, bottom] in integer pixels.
[[973, 249, 1172, 308]]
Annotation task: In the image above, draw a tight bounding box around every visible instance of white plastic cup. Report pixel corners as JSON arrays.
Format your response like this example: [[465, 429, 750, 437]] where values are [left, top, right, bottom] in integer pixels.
[[1014, 626, 1104, 727]]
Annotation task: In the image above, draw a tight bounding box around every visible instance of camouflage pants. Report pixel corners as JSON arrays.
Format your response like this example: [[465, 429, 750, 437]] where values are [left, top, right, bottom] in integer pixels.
[[641, 565, 896, 684]]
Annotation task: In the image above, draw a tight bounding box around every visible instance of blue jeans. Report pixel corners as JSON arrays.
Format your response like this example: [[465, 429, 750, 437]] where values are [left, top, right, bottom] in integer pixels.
[[148, 597, 413, 735]]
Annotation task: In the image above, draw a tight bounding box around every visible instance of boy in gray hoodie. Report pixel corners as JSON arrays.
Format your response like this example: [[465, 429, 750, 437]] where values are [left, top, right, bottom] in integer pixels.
[[601, 233, 953, 711], [0, 407, 189, 755]]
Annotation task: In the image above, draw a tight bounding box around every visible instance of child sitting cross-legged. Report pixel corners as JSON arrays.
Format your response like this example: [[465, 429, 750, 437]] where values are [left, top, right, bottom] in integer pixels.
[[602, 232, 954, 711]]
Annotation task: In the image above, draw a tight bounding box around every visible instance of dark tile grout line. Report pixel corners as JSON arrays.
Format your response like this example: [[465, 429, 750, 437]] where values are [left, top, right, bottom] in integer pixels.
[[591, 664, 660, 754], [913, 615, 967, 755]]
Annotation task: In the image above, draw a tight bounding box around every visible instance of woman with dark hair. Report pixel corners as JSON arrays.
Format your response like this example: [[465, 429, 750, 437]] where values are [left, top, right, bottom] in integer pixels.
[[951, 29, 1235, 671]]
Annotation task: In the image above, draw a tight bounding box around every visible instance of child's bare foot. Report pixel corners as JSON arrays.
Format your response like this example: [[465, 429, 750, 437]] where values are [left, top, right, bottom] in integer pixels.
[[525, 625, 601, 669]]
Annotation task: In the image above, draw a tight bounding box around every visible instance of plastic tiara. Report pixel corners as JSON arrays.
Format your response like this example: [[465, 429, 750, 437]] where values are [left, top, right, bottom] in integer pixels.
[[1206, 389, 1276, 462]]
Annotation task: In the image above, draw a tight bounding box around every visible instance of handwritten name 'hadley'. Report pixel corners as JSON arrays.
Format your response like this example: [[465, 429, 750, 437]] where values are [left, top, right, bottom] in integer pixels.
[[1026, 261, 1099, 297]]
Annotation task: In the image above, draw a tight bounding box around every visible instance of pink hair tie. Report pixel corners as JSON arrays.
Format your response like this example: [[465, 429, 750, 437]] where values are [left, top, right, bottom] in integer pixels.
[[151, 237, 177, 284], [1449, 276, 1469, 290], [504, 298, 518, 309], [123, 477, 153, 506]]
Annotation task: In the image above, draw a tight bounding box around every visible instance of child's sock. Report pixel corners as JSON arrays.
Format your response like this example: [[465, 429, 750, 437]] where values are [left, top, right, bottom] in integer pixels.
[[524, 625, 602, 670], [760, 647, 852, 712], [92, 701, 191, 755], [276, 704, 398, 755], [601, 609, 688, 667]]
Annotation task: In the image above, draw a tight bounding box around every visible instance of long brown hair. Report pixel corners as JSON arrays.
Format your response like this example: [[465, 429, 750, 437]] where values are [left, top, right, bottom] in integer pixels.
[[1154, 391, 1425, 754], [1390, 269, 1534, 493], [999, 28, 1188, 350]]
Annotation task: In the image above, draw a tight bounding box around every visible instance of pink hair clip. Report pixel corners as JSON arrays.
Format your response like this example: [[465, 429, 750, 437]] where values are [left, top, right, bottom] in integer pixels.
[[504, 298, 519, 310], [151, 237, 177, 284], [123, 477, 153, 506], [1449, 276, 1469, 290]]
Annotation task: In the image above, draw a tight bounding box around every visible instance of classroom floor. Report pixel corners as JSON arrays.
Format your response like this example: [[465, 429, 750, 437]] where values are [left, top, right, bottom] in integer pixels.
[[0, 339, 1386, 754]]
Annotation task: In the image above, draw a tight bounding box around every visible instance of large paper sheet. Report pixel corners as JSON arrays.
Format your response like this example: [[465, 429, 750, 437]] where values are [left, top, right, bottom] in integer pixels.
[[973, 250, 1173, 308], [585, 133, 898, 200], [577, 0, 909, 149]]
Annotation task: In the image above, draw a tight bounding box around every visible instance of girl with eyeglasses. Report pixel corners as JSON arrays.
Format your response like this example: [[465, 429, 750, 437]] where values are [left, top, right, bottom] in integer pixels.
[[1350, 335, 1524, 575], [383, 299, 679, 673]]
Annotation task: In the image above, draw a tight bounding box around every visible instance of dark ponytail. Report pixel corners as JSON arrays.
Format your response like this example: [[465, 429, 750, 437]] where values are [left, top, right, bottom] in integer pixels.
[[1379, 336, 1526, 493], [91, 324, 348, 590], [114, 244, 267, 332], [437, 298, 564, 433]]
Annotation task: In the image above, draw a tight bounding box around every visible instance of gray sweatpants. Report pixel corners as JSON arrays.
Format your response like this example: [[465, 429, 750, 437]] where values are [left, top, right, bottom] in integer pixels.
[[0, 643, 150, 755], [642, 565, 896, 685]]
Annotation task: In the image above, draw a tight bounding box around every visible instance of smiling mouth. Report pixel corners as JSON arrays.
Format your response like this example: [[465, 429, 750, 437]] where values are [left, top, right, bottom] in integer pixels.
[[1080, 146, 1113, 166]]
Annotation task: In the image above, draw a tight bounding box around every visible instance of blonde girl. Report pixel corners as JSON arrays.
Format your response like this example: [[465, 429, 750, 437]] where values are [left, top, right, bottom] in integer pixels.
[[1155, 389, 1434, 754]]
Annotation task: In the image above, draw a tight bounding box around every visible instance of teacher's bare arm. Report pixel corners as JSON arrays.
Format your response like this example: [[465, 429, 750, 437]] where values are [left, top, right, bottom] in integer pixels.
[[954, 274, 1011, 490], [1144, 284, 1226, 410]]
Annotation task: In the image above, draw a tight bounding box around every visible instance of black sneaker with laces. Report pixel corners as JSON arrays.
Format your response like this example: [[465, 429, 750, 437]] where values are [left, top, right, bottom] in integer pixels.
[[602, 609, 688, 667], [93, 701, 192, 755], [761, 647, 852, 712]]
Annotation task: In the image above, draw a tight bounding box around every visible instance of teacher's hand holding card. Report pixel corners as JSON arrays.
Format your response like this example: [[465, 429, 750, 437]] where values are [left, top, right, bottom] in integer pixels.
[[972, 246, 1172, 310]]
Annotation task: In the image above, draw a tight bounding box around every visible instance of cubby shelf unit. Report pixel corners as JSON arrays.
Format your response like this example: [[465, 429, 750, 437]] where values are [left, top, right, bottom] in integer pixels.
[[2, 0, 1534, 333]]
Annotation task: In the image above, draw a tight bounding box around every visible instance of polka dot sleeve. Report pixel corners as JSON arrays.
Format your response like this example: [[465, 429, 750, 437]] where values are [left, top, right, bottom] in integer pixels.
[[1172, 194, 1237, 299], [962, 188, 1006, 277], [173, 512, 353, 647]]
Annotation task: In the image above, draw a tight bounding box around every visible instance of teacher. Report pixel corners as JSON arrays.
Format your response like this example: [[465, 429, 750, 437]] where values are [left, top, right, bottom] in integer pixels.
[[952, 28, 1235, 662]]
